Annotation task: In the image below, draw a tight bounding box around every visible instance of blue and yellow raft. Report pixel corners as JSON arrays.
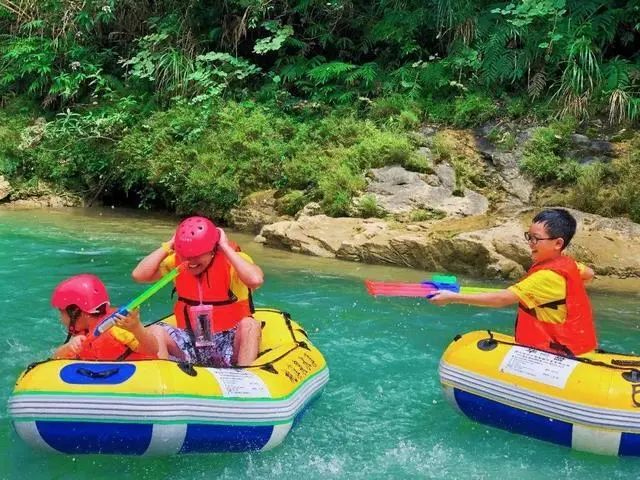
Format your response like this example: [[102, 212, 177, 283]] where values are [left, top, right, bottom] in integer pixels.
[[9, 308, 328, 455], [440, 330, 640, 456]]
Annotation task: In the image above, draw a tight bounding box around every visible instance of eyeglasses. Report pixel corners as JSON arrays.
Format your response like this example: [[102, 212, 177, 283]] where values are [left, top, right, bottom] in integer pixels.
[[524, 232, 557, 245]]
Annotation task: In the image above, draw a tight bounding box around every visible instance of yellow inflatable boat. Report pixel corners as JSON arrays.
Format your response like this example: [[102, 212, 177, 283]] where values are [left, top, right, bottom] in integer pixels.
[[440, 330, 640, 456], [9, 308, 328, 455]]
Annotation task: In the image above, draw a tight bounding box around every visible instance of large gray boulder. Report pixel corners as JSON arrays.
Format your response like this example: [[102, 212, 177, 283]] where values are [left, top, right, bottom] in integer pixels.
[[365, 165, 489, 217]]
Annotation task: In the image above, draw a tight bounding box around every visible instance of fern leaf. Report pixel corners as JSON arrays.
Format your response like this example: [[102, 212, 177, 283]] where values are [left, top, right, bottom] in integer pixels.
[[528, 70, 547, 99], [307, 62, 356, 85]]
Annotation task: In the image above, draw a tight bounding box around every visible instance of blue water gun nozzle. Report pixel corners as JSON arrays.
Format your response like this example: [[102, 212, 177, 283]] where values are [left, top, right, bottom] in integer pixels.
[[421, 276, 461, 298]]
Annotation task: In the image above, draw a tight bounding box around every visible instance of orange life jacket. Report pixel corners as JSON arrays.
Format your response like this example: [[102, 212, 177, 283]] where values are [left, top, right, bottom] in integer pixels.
[[76, 310, 156, 361], [514, 255, 597, 356], [174, 243, 253, 334]]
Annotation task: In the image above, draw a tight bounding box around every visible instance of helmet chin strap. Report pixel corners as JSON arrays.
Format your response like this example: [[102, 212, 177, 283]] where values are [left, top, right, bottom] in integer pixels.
[[64, 316, 77, 343], [63, 308, 87, 343]]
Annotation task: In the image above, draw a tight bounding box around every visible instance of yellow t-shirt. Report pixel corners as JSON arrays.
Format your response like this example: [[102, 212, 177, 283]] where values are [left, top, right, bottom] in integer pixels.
[[160, 251, 254, 301], [108, 326, 139, 350], [507, 262, 586, 325]]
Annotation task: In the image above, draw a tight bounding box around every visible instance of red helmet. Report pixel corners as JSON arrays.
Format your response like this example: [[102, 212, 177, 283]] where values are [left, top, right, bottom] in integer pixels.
[[51, 274, 110, 313], [174, 216, 220, 258]]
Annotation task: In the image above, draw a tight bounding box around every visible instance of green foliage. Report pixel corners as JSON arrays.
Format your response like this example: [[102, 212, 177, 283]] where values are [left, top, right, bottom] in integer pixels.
[[276, 190, 307, 216], [367, 95, 423, 129], [254, 22, 294, 55], [450, 155, 486, 194], [121, 16, 261, 102], [520, 118, 579, 183], [0, 107, 30, 176], [318, 165, 365, 217], [16, 98, 420, 218], [487, 127, 517, 151], [0, 35, 109, 104], [568, 162, 608, 213], [4, 0, 640, 224], [356, 194, 385, 218], [452, 93, 498, 127], [0, 0, 638, 118], [409, 208, 446, 222], [564, 139, 640, 223], [432, 133, 456, 162], [402, 151, 433, 173]]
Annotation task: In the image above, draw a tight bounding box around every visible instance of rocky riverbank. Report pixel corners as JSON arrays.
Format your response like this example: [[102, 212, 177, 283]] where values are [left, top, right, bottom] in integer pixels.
[[0, 176, 81, 209], [249, 208, 640, 280], [3, 120, 638, 280], [229, 123, 640, 280]]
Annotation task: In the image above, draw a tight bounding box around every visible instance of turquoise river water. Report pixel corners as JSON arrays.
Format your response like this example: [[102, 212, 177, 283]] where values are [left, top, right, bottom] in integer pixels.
[[1, 208, 640, 479]]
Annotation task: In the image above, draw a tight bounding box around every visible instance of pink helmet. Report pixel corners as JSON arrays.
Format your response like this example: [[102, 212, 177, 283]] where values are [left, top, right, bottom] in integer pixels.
[[174, 216, 220, 258], [51, 274, 110, 313]]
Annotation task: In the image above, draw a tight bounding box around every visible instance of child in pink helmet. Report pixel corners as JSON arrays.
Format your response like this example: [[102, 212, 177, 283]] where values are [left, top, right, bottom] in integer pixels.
[[132, 216, 263, 367], [51, 274, 196, 362]]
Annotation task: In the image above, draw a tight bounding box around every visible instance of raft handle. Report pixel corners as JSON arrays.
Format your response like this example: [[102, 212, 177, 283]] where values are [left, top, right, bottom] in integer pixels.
[[477, 339, 498, 351], [76, 367, 120, 379], [177, 362, 198, 377], [622, 369, 640, 384], [261, 364, 278, 375]]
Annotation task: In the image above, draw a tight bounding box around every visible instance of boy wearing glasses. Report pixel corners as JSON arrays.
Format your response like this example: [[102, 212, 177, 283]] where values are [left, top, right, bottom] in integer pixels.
[[429, 208, 597, 356]]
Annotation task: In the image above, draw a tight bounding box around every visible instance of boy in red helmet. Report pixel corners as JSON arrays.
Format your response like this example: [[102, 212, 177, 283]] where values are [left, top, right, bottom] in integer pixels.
[[132, 216, 264, 367], [52, 274, 196, 362]]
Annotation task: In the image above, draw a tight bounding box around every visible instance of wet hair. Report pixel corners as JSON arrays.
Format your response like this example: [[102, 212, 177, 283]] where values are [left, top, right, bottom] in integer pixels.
[[65, 305, 82, 323], [532, 208, 577, 250]]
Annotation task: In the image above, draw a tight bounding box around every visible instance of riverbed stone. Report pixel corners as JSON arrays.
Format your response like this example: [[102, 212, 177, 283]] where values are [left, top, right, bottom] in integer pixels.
[[295, 202, 322, 219], [0, 176, 12, 201]]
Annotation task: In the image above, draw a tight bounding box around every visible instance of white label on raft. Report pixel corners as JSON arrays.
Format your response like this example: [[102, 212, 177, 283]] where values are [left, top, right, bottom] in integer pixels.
[[499, 346, 578, 388], [206, 368, 271, 398]]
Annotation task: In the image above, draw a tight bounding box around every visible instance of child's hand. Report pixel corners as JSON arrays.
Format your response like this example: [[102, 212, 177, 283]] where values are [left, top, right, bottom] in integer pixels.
[[428, 290, 458, 306], [114, 309, 142, 332], [66, 335, 87, 356], [217, 227, 229, 248]]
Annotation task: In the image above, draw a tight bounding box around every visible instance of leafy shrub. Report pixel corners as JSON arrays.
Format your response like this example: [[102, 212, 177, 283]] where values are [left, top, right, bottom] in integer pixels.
[[0, 107, 31, 176], [568, 162, 607, 213], [402, 151, 433, 173], [356, 194, 385, 218], [348, 130, 415, 170], [276, 190, 307, 216], [432, 132, 456, 162], [520, 118, 578, 183], [564, 135, 640, 222], [318, 165, 365, 217], [368, 95, 422, 128], [452, 93, 498, 127], [486, 127, 517, 151]]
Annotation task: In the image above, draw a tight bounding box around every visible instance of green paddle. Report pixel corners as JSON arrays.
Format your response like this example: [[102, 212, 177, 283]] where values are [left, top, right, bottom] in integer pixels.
[[93, 263, 185, 336]]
